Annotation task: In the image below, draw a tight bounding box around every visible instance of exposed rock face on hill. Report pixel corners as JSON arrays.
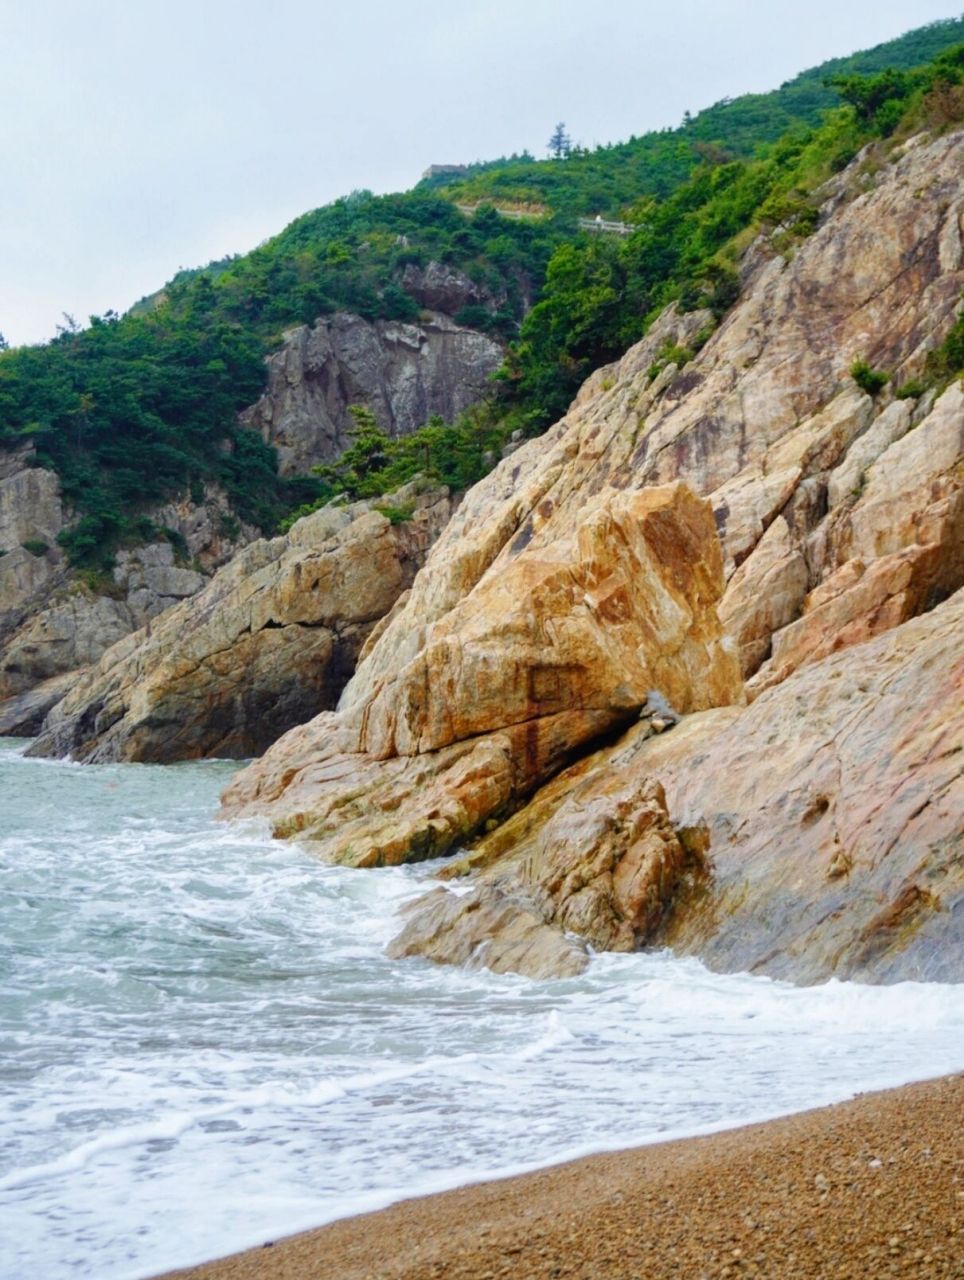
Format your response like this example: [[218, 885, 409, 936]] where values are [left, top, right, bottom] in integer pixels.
[[0, 449, 68, 640], [221, 128, 964, 982], [0, 466, 254, 721], [240, 311, 503, 475], [1, 296, 501, 715], [397, 261, 516, 316], [28, 484, 452, 762]]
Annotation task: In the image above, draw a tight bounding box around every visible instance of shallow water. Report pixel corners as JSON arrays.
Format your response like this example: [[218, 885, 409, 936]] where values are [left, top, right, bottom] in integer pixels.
[[1, 739, 962, 1279]]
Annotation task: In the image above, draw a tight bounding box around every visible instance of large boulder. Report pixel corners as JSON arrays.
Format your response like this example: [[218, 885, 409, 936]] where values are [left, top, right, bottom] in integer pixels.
[[221, 482, 743, 863]]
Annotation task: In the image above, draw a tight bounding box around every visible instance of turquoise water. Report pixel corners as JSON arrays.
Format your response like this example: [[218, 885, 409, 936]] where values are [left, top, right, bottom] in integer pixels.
[[2, 738, 962, 1279]]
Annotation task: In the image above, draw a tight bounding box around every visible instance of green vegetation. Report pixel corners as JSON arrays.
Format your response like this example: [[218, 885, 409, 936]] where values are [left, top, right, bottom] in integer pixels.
[[279, 404, 513, 526], [895, 378, 926, 400], [430, 19, 964, 216], [2, 19, 963, 570], [374, 501, 417, 526], [924, 305, 964, 386], [850, 360, 890, 395], [502, 38, 964, 426]]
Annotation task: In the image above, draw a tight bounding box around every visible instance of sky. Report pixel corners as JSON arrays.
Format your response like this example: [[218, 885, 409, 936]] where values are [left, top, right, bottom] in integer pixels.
[[1, 0, 960, 347]]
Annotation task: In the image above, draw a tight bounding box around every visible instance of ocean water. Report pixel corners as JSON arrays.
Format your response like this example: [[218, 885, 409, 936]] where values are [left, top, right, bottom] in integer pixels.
[[1, 739, 962, 1280]]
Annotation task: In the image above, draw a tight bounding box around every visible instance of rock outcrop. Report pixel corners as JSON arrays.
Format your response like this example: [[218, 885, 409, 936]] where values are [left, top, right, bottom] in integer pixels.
[[240, 311, 503, 474], [0, 472, 254, 709], [394, 589, 963, 982], [28, 484, 452, 762], [397, 261, 514, 317], [220, 482, 743, 861], [220, 128, 964, 983], [0, 450, 68, 643]]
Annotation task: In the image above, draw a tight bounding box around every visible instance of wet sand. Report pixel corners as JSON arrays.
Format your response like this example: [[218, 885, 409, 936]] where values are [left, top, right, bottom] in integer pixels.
[[158, 1073, 962, 1280]]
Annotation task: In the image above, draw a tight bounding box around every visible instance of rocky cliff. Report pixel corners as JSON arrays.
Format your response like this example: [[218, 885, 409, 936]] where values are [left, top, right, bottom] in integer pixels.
[[220, 128, 964, 982], [0, 455, 255, 733], [1, 295, 499, 726], [240, 310, 503, 475], [390, 588, 963, 982], [27, 483, 452, 762]]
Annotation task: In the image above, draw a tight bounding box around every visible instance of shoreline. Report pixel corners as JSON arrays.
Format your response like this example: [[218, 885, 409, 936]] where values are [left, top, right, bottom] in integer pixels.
[[157, 1072, 962, 1279]]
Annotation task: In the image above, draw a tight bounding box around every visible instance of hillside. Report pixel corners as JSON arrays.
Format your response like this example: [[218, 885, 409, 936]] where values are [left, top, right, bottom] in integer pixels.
[[424, 16, 964, 214], [1, 19, 962, 579]]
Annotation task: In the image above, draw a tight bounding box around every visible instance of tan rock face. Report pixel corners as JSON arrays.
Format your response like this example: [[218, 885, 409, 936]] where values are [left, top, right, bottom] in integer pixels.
[[410, 590, 963, 982], [221, 483, 742, 862], [390, 765, 693, 979], [353, 484, 739, 760], [645, 591, 964, 983], [27, 485, 452, 762], [387, 886, 589, 980]]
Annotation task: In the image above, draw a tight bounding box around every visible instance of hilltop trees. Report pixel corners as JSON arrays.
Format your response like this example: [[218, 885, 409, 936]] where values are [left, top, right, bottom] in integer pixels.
[[547, 122, 572, 159]]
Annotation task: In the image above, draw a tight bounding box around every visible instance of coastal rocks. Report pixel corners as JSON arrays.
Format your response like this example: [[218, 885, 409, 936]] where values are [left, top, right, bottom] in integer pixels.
[[0, 670, 80, 737], [389, 772, 690, 978], [220, 482, 744, 862], [0, 457, 66, 628], [223, 132, 964, 895], [27, 484, 453, 763], [240, 311, 503, 474], [0, 589, 131, 701], [646, 590, 964, 983], [388, 885, 590, 979], [0, 478, 255, 715], [406, 590, 964, 982]]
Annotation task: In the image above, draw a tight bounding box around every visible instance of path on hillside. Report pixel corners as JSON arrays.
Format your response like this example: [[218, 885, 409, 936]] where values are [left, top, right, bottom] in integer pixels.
[[455, 203, 633, 235]]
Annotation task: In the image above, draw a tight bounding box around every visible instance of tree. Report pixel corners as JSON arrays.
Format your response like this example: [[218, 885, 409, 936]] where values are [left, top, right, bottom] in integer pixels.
[[547, 122, 572, 159], [0, 332, 8, 351], [826, 69, 908, 124]]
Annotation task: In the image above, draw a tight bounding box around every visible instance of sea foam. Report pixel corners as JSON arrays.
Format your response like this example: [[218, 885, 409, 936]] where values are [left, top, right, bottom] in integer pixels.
[[1, 742, 962, 1279]]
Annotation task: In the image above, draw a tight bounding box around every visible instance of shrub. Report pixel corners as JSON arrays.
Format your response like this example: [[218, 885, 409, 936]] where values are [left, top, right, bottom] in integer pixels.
[[374, 501, 416, 525], [850, 359, 890, 394], [648, 343, 693, 381], [21, 539, 48, 556], [895, 378, 926, 400]]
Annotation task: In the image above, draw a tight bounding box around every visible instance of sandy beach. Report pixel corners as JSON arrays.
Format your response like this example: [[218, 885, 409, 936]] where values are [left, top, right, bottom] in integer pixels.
[[157, 1073, 962, 1280]]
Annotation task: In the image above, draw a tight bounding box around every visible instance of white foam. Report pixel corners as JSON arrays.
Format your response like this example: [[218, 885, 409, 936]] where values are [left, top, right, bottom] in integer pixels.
[[1, 746, 962, 1280]]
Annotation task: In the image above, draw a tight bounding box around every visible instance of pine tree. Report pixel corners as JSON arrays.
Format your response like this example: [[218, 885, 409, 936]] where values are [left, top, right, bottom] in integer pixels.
[[547, 122, 572, 159]]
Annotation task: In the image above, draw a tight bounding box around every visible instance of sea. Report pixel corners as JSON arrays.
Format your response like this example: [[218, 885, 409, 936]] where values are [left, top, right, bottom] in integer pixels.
[[1, 737, 962, 1279]]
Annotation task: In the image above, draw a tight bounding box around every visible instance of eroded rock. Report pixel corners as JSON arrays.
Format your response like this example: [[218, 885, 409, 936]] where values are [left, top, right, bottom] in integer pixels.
[[413, 591, 963, 981], [28, 484, 452, 762], [390, 770, 691, 978], [240, 311, 503, 475], [221, 482, 743, 862]]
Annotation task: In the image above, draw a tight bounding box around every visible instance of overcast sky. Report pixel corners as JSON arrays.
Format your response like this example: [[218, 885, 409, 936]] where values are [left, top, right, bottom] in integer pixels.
[[2, 0, 960, 346]]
